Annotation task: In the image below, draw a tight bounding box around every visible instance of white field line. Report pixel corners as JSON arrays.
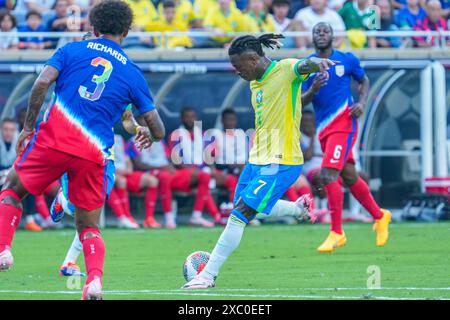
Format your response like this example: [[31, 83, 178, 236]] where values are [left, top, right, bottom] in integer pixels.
[[0, 288, 449, 300]]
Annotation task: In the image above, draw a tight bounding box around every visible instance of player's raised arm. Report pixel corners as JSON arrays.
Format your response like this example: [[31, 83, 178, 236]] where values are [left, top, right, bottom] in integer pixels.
[[17, 65, 59, 154], [297, 57, 337, 75]]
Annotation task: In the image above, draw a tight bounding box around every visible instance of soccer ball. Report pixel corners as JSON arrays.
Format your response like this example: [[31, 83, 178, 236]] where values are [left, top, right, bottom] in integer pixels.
[[183, 251, 210, 281]]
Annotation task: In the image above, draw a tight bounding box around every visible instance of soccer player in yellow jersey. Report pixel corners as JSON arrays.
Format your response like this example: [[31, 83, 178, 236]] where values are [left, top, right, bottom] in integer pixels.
[[182, 34, 335, 289], [146, 1, 193, 48]]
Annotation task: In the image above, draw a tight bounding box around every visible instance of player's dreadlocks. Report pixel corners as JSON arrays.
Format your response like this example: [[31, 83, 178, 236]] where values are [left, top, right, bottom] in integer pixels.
[[228, 34, 285, 57]]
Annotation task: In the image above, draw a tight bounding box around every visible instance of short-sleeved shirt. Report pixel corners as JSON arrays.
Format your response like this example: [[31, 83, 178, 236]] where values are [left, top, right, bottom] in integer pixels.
[[41, 37, 155, 165], [204, 7, 252, 42], [157, 0, 196, 28], [249, 59, 308, 165], [302, 50, 365, 139], [394, 7, 427, 29], [295, 7, 346, 32]]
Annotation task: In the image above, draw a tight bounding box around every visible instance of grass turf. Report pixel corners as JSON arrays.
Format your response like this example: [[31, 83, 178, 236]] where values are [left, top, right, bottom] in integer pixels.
[[0, 222, 449, 300]]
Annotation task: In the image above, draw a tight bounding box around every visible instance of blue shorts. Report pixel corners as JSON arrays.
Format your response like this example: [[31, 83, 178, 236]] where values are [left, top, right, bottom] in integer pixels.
[[233, 163, 303, 215], [61, 160, 116, 200]]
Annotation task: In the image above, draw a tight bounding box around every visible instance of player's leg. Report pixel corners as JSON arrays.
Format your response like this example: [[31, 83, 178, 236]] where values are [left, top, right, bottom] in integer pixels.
[[68, 158, 110, 300], [156, 170, 176, 228], [1, 143, 69, 270], [341, 162, 391, 246], [60, 231, 86, 277], [317, 133, 352, 252], [138, 172, 160, 228], [183, 164, 303, 289], [0, 169, 29, 271], [175, 169, 215, 227]]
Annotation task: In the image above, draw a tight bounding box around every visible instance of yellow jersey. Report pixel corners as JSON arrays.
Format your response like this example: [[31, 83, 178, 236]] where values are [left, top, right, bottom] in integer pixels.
[[194, 0, 237, 21], [249, 59, 308, 165], [246, 12, 276, 32], [204, 7, 252, 42], [126, 0, 158, 30], [145, 19, 192, 48], [157, 0, 196, 29]]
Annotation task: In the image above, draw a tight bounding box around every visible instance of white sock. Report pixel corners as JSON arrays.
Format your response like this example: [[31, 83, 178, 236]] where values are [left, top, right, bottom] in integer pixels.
[[62, 232, 82, 266], [192, 211, 202, 219], [256, 200, 300, 220], [165, 212, 175, 224], [200, 215, 246, 280]]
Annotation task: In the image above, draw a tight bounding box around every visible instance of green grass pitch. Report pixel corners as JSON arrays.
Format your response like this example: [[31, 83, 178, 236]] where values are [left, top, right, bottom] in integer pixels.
[[1, 222, 449, 300]]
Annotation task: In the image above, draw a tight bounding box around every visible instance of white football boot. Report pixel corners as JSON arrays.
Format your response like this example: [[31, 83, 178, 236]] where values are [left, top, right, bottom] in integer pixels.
[[182, 275, 215, 289], [0, 248, 13, 272]]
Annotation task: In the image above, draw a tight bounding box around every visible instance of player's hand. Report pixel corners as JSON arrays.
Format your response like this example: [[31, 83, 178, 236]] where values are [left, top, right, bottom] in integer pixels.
[[350, 102, 365, 118], [135, 126, 153, 151], [309, 57, 339, 73], [311, 73, 328, 93], [16, 128, 36, 155]]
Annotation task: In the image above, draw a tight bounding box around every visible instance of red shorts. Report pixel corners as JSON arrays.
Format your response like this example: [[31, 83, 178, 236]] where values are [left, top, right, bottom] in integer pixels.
[[320, 131, 357, 171], [125, 171, 145, 194], [171, 168, 194, 192], [15, 141, 107, 211]]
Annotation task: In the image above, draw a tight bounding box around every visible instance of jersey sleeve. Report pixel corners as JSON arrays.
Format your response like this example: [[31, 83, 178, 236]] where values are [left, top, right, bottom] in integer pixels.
[[129, 68, 156, 114], [347, 52, 365, 81], [45, 43, 70, 72], [283, 59, 309, 82]]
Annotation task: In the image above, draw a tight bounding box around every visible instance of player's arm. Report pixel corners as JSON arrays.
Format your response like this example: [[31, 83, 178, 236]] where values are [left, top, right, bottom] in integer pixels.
[[301, 73, 327, 106], [297, 57, 337, 75], [16, 66, 59, 154], [140, 109, 165, 142], [349, 75, 370, 118]]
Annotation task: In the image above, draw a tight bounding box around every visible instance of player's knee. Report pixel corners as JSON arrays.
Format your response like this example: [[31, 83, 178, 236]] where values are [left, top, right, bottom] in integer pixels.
[[115, 175, 127, 189], [321, 169, 339, 185], [0, 189, 23, 209], [234, 198, 257, 222], [143, 174, 158, 187], [78, 228, 101, 241]]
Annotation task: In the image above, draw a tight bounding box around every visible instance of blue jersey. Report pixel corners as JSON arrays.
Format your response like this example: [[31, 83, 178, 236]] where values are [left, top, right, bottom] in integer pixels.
[[40, 37, 154, 165], [302, 50, 365, 138]]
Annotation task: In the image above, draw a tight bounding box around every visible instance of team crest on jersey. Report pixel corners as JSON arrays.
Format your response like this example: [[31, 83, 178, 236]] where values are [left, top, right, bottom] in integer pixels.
[[335, 65, 345, 77], [256, 90, 263, 104]]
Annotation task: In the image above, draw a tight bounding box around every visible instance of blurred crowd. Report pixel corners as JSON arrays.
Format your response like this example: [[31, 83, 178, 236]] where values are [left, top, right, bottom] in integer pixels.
[[1, 0, 449, 50], [0, 106, 374, 231]]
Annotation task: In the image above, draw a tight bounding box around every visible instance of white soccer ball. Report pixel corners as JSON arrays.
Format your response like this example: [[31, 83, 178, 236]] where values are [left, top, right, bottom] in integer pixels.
[[183, 251, 210, 281]]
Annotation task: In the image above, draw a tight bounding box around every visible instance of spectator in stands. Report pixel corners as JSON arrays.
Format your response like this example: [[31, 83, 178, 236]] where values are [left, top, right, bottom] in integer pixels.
[[169, 107, 221, 227], [440, 0, 450, 18], [126, 0, 158, 30], [108, 134, 156, 229], [18, 10, 52, 49], [294, 0, 346, 48], [391, 0, 408, 9], [375, 0, 402, 48], [46, 0, 69, 31], [146, 0, 192, 48], [413, 0, 449, 47], [203, 0, 254, 47], [246, 0, 276, 32], [0, 11, 19, 50], [0, 118, 18, 175], [156, 0, 198, 29], [329, 0, 346, 10], [15, 0, 54, 14], [0, 0, 17, 10], [395, 0, 427, 30], [272, 0, 304, 47], [338, 0, 377, 48]]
